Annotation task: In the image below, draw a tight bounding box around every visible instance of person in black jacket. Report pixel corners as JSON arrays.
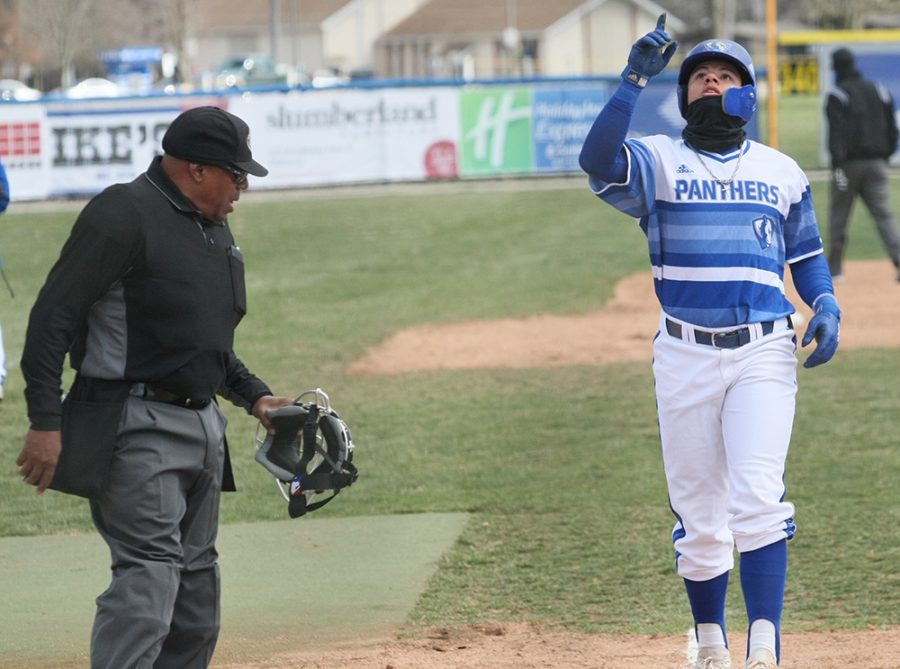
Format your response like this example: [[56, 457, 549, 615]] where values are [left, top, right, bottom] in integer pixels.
[[825, 47, 900, 282], [16, 106, 294, 668]]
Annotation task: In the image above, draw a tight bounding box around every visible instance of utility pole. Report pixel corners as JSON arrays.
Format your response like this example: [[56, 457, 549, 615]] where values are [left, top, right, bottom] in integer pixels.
[[766, 0, 779, 149], [710, 0, 723, 40], [710, 0, 736, 40], [503, 0, 520, 76], [271, 0, 281, 62]]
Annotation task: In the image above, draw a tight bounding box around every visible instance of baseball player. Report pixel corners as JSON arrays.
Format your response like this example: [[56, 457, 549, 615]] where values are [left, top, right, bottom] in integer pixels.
[[0, 155, 8, 400], [579, 16, 841, 669]]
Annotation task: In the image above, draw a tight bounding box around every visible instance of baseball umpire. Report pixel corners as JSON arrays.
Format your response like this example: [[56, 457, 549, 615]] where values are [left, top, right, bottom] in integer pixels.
[[16, 106, 294, 668], [825, 47, 900, 282], [579, 16, 841, 669]]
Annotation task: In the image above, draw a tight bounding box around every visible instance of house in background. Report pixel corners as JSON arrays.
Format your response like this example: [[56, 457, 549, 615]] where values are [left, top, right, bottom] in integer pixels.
[[375, 0, 685, 80], [3, 0, 834, 94], [190, 0, 683, 83], [191, 0, 427, 80], [321, 0, 428, 77]]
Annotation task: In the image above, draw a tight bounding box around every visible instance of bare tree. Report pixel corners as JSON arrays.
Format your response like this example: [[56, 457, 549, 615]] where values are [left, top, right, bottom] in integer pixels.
[[0, 0, 40, 79], [151, 0, 199, 80], [21, 0, 98, 88], [19, 0, 150, 89]]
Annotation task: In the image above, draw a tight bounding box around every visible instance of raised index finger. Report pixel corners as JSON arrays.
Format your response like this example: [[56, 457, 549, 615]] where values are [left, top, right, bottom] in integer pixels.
[[656, 13, 667, 32]]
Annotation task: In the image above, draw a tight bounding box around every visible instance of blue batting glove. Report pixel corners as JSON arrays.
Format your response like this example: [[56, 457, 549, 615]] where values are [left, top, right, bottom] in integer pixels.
[[801, 294, 841, 368], [622, 13, 677, 88]]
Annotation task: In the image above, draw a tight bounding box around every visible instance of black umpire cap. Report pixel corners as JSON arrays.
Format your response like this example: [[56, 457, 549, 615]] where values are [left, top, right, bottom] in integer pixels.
[[162, 106, 268, 177]]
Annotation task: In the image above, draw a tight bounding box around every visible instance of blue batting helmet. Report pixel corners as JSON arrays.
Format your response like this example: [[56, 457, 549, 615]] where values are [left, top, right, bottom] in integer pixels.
[[677, 40, 756, 115]]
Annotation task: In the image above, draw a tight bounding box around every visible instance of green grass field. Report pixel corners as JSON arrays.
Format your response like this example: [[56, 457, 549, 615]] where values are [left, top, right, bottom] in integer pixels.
[[760, 93, 825, 169], [1, 104, 898, 643]]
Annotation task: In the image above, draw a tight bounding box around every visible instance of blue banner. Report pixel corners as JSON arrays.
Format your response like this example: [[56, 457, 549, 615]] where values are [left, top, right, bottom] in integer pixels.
[[532, 87, 607, 172]]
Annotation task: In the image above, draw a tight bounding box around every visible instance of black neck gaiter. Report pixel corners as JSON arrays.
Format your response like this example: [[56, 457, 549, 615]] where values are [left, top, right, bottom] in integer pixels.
[[682, 96, 746, 154]]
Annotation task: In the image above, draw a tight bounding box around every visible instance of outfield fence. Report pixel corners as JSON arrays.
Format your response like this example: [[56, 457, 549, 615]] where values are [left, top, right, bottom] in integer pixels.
[[0, 75, 758, 202]]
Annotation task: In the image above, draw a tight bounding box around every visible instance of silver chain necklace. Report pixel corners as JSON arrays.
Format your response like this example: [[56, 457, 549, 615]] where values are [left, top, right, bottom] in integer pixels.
[[692, 141, 746, 194]]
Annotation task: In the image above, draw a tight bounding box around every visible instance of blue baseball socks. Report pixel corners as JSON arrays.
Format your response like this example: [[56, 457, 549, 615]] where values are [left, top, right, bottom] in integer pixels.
[[684, 571, 729, 651], [740, 539, 787, 662], [684, 539, 786, 663]]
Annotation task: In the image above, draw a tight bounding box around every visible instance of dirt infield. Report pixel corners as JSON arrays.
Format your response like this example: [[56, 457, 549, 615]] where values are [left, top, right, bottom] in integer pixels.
[[219, 623, 900, 668], [322, 258, 900, 669], [349, 259, 900, 374]]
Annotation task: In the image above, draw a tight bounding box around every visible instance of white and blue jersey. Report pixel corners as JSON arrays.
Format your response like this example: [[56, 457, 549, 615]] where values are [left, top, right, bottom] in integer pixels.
[[591, 136, 823, 328]]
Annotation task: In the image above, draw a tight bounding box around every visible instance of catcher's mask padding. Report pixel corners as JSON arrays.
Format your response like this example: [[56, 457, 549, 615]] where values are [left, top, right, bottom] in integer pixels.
[[255, 392, 358, 519], [255, 404, 307, 482]]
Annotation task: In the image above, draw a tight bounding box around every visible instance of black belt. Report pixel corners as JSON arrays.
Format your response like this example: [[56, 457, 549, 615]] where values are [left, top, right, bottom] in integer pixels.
[[130, 383, 212, 409], [665, 318, 791, 349]]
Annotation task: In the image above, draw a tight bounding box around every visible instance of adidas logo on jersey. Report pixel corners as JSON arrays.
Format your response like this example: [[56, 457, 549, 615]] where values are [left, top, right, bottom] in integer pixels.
[[676, 164, 694, 174]]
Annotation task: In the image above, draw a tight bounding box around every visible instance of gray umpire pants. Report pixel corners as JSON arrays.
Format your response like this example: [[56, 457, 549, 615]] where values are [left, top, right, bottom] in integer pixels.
[[827, 158, 900, 276], [89, 396, 227, 669]]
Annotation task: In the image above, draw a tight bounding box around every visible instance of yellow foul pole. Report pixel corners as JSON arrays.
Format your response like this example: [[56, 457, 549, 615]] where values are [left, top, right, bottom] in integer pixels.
[[766, 0, 779, 148]]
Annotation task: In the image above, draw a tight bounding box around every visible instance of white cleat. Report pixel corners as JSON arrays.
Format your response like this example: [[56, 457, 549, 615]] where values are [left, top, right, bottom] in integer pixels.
[[695, 645, 732, 669], [745, 647, 777, 668]]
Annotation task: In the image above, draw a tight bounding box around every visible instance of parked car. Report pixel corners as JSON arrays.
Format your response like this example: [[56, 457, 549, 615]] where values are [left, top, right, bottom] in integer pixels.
[[63, 77, 122, 99], [311, 68, 349, 88], [212, 54, 292, 89], [0, 79, 42, 101], [151, 76, 195, 95]]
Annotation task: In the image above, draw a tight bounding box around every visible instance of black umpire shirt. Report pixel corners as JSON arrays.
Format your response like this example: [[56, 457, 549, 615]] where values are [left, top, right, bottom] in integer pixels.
[[22, 156, 271, 432], [826, 73, 899, 165]]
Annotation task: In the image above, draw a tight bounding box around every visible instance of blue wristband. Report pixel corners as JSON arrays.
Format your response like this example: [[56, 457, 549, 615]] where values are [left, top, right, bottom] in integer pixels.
[[813, 293, 841, 318], [621, 67, 649, 89]]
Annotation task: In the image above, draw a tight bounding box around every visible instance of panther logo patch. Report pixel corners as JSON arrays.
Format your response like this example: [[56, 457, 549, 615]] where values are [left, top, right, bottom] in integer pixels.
[[752, 215, 775, 250]]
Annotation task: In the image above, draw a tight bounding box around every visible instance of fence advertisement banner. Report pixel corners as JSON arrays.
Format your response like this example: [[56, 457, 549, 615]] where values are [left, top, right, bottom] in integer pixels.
[[44, 107, 179, 197], [459, 87, 534, 175], [458, 85, 611, 177], [454, 79, 741, 179], [231, 88, 460, 189], [532, 87, 608, 172], [0, 105, 49, 201], [2, 77, 759, 201]]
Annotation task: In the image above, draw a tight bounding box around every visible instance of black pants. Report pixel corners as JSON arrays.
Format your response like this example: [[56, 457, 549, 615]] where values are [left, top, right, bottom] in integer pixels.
[[827, 158, 900, 276]]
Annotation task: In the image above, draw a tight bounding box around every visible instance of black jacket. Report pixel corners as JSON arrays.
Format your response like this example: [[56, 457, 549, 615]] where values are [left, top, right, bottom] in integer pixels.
[[22, 156, 271, 431], [826, 72, 899, 166]]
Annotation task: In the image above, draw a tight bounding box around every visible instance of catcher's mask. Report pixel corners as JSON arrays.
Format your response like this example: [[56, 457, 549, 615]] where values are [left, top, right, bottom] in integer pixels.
[[254, 388, 358, 518]]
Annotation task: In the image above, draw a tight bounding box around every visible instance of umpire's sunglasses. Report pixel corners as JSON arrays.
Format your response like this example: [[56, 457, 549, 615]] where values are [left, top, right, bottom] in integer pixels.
[[208, 163, 248, 187]]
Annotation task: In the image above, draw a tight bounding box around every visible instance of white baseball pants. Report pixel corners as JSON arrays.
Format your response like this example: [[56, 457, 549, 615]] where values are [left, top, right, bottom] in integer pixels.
[[653, 312, 798, 581]]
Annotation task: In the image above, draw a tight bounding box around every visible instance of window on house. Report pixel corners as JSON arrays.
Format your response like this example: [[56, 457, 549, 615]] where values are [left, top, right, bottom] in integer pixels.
[[521, 38, 538, 60]]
